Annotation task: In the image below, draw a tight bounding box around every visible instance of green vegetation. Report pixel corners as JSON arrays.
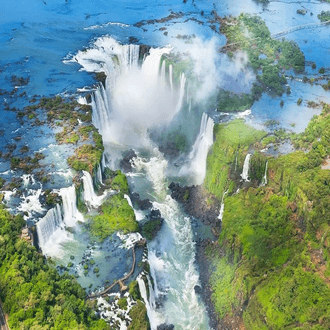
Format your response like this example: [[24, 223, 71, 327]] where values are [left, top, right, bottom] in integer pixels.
[[68, 144, 103, 174], [128, 300, 149, 330], [141, 219, 163, 240], [90, 194, 138, 240], [105, 169, 129, 194], [0, 205, 109, 330], [318, 10, 330, 22], [117, 298, 128, 310], [206, 102, 330, 329], [217, 91, 253, 112], [220, 14, 305, 96], [204, 119, 267, 199]]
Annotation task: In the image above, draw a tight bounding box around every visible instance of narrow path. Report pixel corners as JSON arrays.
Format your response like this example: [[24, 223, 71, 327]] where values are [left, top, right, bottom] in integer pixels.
[[87, 238, 146, 299], [0, 300, 9, 330]]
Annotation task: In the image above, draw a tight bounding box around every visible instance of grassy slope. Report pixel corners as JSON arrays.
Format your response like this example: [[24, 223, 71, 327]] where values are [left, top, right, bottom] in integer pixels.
[[205, 104, 330, 329]]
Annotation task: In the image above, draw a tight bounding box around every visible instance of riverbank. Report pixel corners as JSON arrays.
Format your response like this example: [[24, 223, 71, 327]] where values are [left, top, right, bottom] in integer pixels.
[[189, 102, 330, 329]]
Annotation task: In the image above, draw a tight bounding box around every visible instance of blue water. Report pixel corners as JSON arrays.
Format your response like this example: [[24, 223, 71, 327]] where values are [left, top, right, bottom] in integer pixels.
[[2, 0, 330, 328]]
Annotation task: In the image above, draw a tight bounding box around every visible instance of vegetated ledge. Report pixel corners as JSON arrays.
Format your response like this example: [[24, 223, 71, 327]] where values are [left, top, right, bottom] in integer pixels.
[[211, 12, 304, 113], [0, 204, 109, 330], [190, 103, 330, 330]]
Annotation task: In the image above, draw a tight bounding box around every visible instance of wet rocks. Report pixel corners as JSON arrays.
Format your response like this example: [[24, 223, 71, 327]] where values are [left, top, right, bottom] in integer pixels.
[[169, 182, 220, 228], [130, 192, 152, 210], [119, 149, 137, 173], [158, 142, 180, 160], [157, 324, 174, 330]]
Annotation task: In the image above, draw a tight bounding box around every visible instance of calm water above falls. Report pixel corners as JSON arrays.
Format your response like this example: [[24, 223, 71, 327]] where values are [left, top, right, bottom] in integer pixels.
[[1, 0, 330, 329]]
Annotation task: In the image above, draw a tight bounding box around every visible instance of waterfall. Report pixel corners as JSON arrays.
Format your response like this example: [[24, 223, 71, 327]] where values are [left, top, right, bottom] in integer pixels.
[[60, 185, 84, 227], [36, 185, 85, 256], [96, 164, 103, 185], [124, 194, 144, 221], [217, 190, 228, 221], [37, 204, 63, 247], [169, 64, 173, 91], [182, 112, 214, 185], [260, 161, 268, 186], [76, 36, 185, 148], [137, 274, 164, 329], [241, 154, 252, 181], [82, 170, 107, 209]]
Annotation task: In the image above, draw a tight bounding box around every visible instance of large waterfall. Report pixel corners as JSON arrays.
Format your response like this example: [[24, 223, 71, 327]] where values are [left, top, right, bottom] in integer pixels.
[[73, 38, 211, 329], [181, 112, 214, 185], [74, 36, 186, 148]]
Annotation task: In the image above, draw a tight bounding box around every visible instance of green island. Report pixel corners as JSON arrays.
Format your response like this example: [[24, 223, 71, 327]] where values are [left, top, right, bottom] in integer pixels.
[[213, 13, 304, 112], [203, 103, 330, 329]]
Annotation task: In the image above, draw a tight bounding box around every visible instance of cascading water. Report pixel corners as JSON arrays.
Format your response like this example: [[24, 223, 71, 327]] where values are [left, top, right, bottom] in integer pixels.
[[74, 36, 185, 148], [261, 161, 268, 186], [181, 112, 214, 185], [74, 38, 211, 329], [217, 190, 228, 222], [134, 152, 210, 329], [241, 153, 252, 181], [36, 185, 84, 256], [82, 170, 107, 208], [60, 185, 84, 227]]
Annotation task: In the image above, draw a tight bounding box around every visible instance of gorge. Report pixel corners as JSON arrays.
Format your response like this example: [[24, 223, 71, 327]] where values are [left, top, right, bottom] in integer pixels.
[[1, 0, 330, 329]]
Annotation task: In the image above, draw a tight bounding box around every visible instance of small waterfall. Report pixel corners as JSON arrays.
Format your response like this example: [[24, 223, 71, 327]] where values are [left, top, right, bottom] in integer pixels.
[[37, 204, 64, 250], [169, 64, 173, 91], [260, 161, 268, 186], [96, 164, 103, 185], [101, 153, 106, 170], [82, 170, 106, 209], [60, 185, 84, 227], [137, 274, 164, 329], [217, 190, 228, 221], [241, 154, 252, 182], [124, 194, 144, 221], [182, 112, 214, 185]]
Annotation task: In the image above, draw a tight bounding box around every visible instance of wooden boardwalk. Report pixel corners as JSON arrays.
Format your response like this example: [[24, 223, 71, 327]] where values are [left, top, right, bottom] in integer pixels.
[[87, 238, 146, 299]]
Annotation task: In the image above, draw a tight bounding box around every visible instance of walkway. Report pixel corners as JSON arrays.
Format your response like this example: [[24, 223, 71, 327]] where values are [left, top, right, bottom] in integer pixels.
[[87, 238, 146, 299]]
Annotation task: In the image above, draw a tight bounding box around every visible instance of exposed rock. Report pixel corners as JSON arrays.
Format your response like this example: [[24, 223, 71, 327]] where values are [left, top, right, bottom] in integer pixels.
[[130, 192, 152, 210], [119, 149, 137, 173], [169, 182, 220, 228], [139, 45, 151, 63], [158, 142, 180, 160], [157, 324, 174, 330], [129, 36, 139, 44], [194, 285, 202, 295]]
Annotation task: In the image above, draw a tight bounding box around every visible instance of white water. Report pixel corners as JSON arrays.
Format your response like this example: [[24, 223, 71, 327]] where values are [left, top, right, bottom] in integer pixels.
[[181, 112, 214, 185], [124, 194, 144, 221], [260, 161, 268, 186], [18, 188, 45, 219], [36, 204, 74, 256], [60, 185, 84, 227], [74, 36, 185, 148], [136, 152, 210, 329], [137, 274, 165, 329], [241, 153, 252, 181], [75, 39, 210, 329], [82, 170, 107, 208], [96, 164, 103, 185], [37, 185, 84, 256], [217, 190, 228, 222]]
